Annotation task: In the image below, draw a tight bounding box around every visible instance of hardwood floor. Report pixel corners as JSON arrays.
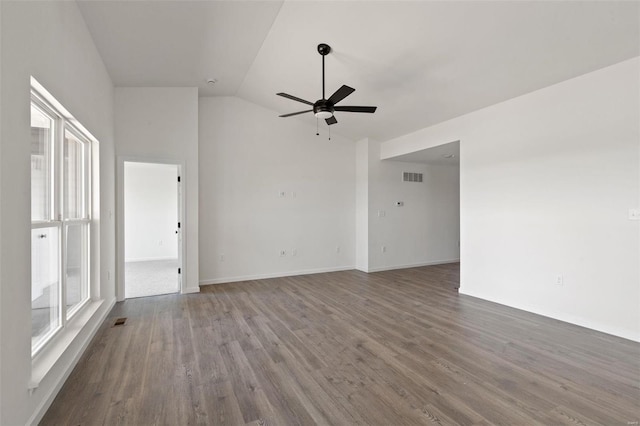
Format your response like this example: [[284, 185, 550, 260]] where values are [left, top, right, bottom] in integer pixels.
[[42, 263, 640, 425]]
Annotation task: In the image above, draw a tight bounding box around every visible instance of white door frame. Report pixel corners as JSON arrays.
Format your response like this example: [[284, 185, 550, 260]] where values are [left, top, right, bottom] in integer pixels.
[[116, 156, 186, 301]]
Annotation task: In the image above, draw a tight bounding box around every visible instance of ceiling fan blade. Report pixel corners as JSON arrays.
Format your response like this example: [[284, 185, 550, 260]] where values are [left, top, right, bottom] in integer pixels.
[[277, 92, 314, 106], [325, 116, 338, 125], [279, 110, 312, 118], [327, 85, 355, 105], [334, 106, 377, 113]]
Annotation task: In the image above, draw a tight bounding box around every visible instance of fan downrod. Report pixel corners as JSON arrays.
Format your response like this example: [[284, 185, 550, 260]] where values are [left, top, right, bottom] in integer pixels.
[[317, 43, 331, 56]]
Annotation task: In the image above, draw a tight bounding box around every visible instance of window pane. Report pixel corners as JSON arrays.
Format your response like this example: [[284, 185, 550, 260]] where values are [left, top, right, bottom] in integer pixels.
[[66, 223, 89, 315], [64, 130, 85, 219], [32, 226, 61, 351], [31, 105, 53, 221]]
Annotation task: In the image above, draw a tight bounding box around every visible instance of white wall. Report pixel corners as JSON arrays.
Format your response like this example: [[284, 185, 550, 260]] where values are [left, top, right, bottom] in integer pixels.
[[115, 87, 199, 295], [355, 139, 369, 271], [381, 58, 640, 342], [359, 138, 460, 272], [0, 3, 4, 418], [124, 162, 178, 262], [0, 2, 115, 424], [198, 96, 355, 283]]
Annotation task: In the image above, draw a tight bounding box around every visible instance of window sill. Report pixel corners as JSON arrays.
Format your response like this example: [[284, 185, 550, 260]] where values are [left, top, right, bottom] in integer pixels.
[[29, 299, 105, 392]]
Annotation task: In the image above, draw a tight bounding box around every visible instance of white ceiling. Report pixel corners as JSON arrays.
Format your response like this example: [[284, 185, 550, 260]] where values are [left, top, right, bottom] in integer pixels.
[[391, 141, 460, 166], [77, 1, 639, 142]]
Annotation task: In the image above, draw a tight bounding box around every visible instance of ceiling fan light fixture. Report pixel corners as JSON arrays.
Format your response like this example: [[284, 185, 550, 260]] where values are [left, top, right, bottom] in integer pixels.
[[315, 110, 333, 119]]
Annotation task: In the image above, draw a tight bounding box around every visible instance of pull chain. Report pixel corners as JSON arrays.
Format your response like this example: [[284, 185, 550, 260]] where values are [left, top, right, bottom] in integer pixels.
[[316, 118, 319, 136], [328, 124, 331, 141]]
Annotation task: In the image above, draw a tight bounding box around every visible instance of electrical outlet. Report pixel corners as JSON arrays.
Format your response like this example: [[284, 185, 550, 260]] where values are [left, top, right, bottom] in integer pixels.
[[278, 191, 286, 198], [280, 250, 286, 257], [555, 275, 564, 286], [381, 246, 387, 253], [629, 209, 640, 220]]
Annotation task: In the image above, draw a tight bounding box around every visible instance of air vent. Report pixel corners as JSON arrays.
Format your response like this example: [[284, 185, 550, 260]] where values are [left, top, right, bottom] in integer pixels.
[[402, 172, 423, 183], [113, 317, 127, 327]]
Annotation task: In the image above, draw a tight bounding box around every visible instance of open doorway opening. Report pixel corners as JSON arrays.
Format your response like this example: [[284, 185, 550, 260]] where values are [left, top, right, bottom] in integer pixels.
[[386, 140, 460, 290], [124, 161, 181, 298]]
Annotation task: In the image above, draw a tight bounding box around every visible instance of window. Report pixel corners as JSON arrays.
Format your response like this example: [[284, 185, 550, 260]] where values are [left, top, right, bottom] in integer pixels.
[[31, 89, 92, 356]]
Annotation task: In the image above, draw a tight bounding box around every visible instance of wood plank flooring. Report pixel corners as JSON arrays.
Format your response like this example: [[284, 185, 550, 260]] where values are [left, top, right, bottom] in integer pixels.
[[42, 264, 640, 425]]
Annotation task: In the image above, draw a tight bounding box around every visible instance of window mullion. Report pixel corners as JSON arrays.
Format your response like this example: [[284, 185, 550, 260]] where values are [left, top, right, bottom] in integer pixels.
[[60, 223, 68, 326], [55, 117, 63, 222], [32, 220, 61, 229], [58, 117, 68, 325], [49, 116, 56, 222], [54, 224, 63, 330], [85, 142, 90, 220], [84, 141, 91, 301]]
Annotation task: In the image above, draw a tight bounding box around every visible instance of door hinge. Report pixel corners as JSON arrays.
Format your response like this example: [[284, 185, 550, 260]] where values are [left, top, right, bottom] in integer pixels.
[[177, 222, 181, 228], [178, 268, 181, 274], [177, 176, 181, 182]]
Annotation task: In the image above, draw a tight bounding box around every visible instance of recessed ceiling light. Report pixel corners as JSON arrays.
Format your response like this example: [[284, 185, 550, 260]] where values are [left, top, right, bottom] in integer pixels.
[[207, 78, 218, 85], [443, 154, 456, 158]]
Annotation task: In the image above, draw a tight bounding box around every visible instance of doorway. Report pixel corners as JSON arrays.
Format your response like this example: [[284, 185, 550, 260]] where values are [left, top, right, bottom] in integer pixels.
[[123, 161, 181, 298]]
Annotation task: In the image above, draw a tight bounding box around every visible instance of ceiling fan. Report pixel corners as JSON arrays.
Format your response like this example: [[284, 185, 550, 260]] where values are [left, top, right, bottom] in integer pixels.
[[277, 43, 377, 126]]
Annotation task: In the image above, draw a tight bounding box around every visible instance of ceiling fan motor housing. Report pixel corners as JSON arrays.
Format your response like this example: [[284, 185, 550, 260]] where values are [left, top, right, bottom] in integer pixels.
[[313, 99, 334, 118]]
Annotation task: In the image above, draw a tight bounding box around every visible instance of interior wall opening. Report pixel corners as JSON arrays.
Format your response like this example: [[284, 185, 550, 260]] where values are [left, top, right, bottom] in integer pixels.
[[123, 161, 181, 298], [386, 140, 461, 289]]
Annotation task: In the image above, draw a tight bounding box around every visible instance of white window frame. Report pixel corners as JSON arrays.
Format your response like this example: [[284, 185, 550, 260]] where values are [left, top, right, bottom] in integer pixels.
[[30, 89, 92, 357], [63, 125, 92, 319]]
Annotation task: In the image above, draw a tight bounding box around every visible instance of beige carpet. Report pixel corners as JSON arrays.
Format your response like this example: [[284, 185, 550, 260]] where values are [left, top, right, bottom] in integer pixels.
[[125, 259, 179, 298]]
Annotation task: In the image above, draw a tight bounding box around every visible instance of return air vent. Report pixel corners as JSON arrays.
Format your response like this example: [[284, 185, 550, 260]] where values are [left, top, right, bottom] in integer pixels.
[[402, 172, 423, 183]]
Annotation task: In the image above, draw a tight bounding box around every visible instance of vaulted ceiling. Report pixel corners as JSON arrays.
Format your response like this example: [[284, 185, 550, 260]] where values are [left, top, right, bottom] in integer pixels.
[[78, 1, 639, 142]]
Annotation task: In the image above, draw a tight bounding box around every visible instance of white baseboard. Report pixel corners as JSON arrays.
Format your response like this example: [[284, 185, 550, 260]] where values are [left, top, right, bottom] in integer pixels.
[[366, 258, 460, 273], [459, 288, 640, 343], [125, 256, 178, 263], [201, 261, 459, 285], [200, 265, 356, 286], [181, 286, 200, 294], [28, 297, 116, 426]]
